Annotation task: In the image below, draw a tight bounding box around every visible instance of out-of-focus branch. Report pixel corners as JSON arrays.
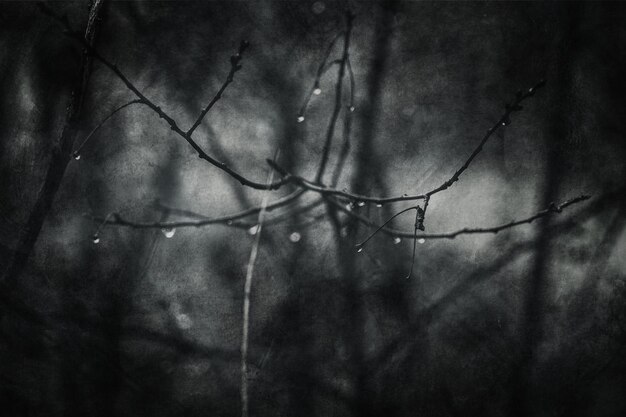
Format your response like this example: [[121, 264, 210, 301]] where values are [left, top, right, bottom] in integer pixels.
[[0, 0, 105, 290], [241, 154, 278, 417]]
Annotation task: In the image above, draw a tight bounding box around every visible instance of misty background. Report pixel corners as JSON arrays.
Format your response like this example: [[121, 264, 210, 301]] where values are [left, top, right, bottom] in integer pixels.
[[1, 1, 625, 416]]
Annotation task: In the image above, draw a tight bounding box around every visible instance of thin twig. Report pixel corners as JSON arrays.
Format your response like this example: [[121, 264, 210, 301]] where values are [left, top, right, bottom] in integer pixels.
[[424, 80, 546, 199], [334, 195, 590, 241], [90, 189, 306, 231], [315, 11, 355, 183], [187, 40, 250, 137], [72, 99, 143, 159]]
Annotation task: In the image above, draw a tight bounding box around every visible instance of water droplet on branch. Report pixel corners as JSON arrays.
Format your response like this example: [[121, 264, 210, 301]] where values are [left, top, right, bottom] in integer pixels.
[[248, 225, 259, 235], [357, 201, 365, 207], [313, 87, 322, 96], [417, 238, 426, 244], [161, 228, 176, 238], [393, 237, 402, 244], [376, 203, 383, 208], [72, 151, 81, 160], [297, 115, 305, 123], [289, 232, 301, 243], [92, 234, 100, 244], [357, 247, 363, 253]]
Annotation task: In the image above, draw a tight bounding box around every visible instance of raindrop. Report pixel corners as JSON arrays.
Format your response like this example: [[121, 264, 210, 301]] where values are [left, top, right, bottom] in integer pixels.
[[313, 87, 322, 96], [72, 151, 81, 160], [357, 201, 365, 207], [393, 237, 402, 245], [92, 234, 100, 244], [289, 232, 301, 243], [161, 227, 176, 238], [248, 225, 259, 235], [357, 247, 363, 253], [418, 238, 426, 244], [376, 203, 383, 208], [297, 115, 305, 123]]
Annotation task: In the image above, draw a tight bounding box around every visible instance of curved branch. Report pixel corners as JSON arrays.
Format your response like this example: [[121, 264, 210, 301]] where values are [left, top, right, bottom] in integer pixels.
[[44, 8, 287, 190], [331, 195, 590, 241], [72, 99, 144, 159], [90, 189, 307, 231]]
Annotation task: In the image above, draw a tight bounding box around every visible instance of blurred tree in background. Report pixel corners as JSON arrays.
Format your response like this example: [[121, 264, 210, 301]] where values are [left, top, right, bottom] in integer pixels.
[[1, 1, 625, 416]]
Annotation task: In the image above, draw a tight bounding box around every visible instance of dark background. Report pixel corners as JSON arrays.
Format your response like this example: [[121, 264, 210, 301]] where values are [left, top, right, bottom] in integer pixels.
[[1, 1, 625, 416]]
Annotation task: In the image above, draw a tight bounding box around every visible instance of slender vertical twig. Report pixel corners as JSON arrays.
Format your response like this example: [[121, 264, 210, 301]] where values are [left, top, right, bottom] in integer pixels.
[[315, 11, 355, 183], [240, 151, 279, 417]]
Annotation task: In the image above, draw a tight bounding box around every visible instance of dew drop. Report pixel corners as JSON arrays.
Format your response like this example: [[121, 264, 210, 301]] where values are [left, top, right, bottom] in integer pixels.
[[418, 238, 426, 244], [161, 228, 176, 238], [248, 225, 259, 235], [289, 232, 301, 243], [357, 201, 365, 207], [393, 236, 402, 245], [297, 115, 305, 123], [72, 151, 81, 160], [357, 247, 363, 253], [313, 87, 322, 96], [92, 234, 100, 244]]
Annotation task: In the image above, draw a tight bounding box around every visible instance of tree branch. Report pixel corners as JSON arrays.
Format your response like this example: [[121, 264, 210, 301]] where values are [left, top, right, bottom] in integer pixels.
[[187, 40, 249, 137], [42, 5, 287, 190], [334, 195, 590, 242]]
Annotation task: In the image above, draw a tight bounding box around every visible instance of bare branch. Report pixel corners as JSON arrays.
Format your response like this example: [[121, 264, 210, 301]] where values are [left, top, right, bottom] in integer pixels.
[[425, 79, 546, 198], [89, 189, 307, 232], [315, 11, 355, 183], [187, 40, 250, 137], [333, 195, 590, 242], [42, 6, 287, 190], [72, 99, 143, 160], [241, 153, 278, 417]]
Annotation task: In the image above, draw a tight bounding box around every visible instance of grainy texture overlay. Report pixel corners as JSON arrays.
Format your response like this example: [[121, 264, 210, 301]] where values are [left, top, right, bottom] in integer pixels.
[[1, 1, 625, 416]]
